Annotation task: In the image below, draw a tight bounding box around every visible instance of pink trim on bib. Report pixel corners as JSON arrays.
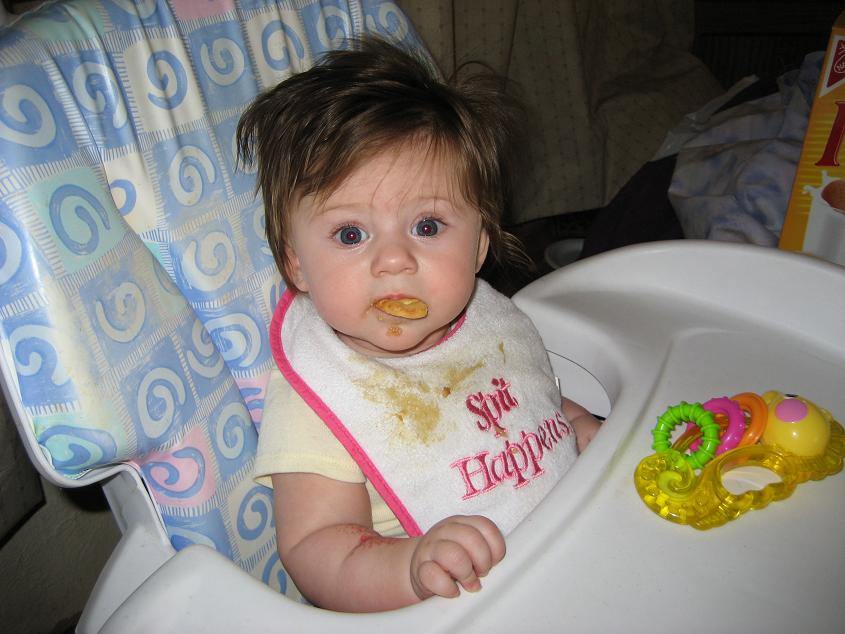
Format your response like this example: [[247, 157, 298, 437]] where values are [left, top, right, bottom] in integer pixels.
[[269, 290, 423, 537]]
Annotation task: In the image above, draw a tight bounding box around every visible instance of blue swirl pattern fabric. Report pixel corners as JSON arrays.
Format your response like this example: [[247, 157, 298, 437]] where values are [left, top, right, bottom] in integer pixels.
[[0, 0, 424, 595]]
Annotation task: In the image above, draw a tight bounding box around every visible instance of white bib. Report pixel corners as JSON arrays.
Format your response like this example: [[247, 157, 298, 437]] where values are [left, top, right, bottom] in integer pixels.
[[270, 279, 578, 536]]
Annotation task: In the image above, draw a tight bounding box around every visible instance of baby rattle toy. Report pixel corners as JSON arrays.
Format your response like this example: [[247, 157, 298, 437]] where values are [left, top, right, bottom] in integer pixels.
[[634, 391, 844, 529]]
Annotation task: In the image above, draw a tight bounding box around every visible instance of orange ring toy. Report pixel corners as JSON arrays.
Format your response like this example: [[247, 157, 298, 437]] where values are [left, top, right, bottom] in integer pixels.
[[731, 392, 768, 447]]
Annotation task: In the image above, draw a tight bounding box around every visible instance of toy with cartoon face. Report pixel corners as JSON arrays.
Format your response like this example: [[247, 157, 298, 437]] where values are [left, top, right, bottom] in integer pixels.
[[636, 391, 843, 529], [761, 391, 832, 456]]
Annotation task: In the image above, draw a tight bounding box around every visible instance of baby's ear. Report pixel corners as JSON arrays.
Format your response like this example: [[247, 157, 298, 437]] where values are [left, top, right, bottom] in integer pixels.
[[475, 229, 490, 273], [284, 246, 308, 292]]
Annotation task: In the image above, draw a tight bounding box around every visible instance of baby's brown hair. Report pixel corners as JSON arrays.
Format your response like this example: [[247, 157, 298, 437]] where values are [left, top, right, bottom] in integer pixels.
[[237, 36, 528, 291]]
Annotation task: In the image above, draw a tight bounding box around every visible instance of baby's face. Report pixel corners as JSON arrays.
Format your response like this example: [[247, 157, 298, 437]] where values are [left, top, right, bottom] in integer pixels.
[[285, 145, 489, 357]]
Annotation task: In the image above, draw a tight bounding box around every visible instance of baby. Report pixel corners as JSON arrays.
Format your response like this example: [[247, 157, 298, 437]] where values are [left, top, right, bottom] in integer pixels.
[[238, 36, 601, 613]]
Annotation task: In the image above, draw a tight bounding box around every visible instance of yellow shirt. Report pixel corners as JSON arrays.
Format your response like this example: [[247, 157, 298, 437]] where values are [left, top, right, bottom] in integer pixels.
[[254, 366, 406, 537]]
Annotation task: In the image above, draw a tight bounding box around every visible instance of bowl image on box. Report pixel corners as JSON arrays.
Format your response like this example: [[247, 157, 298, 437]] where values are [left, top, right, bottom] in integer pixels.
[[804, 174, 845, 263]]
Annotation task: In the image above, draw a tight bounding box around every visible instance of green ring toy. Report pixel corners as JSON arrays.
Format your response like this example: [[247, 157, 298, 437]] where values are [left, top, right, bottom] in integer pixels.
[[651, 401, 721, 469]]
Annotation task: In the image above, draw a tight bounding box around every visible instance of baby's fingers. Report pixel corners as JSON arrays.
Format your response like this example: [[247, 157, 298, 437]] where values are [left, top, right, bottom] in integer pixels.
[[450, 516, 506, 571], [414, 539, 483, 599], [411, 517, 506, 600], [416, 559, 460, 599], [432, 539, 484, 592]]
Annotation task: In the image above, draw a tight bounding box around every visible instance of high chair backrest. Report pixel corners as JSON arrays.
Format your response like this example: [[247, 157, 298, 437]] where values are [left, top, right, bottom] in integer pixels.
[[0, 0, 424, 596]]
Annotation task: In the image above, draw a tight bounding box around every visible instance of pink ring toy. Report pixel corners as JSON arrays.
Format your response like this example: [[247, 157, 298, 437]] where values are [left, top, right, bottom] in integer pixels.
[[686, 397, 746, 455]]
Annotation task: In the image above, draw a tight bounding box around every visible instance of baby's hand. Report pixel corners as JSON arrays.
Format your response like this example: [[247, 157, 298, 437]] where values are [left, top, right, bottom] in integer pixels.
[[562, 398, 602, 453], [571, 413, 601, 452], [410, 515, 505, 600]]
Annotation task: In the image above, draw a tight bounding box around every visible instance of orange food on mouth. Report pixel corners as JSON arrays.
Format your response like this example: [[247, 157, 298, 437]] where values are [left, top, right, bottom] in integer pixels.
[[374, 297, 428, 319]]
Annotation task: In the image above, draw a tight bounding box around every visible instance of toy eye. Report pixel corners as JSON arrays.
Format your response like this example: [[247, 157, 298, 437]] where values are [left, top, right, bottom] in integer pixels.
[[335, 226, 368, 245], [413, 218, 442, 237]]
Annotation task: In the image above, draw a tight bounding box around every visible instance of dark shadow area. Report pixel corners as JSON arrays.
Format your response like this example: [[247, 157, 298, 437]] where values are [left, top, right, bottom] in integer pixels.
[[481, 208, 598, 297], [0, 396, 45, 548]]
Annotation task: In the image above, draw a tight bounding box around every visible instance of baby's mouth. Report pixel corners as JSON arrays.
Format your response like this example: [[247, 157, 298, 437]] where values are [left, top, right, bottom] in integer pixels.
[[373, 297, 428, 320]]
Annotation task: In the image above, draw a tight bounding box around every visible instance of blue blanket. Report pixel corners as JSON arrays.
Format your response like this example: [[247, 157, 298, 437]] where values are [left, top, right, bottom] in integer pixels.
[[667, 53, 823, 246]]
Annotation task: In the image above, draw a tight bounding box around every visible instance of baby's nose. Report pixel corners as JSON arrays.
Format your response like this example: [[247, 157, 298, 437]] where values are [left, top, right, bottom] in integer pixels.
[[371, 237, 418, 276]]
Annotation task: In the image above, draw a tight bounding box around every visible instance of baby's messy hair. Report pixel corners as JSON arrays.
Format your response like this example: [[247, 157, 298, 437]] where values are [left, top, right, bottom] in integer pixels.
[[237, 35, 529, 289]]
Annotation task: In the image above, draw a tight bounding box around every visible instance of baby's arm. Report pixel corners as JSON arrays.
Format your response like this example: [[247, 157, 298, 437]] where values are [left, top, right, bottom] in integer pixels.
[[271, 472, 505, 612], [562, 397, 602, 452]]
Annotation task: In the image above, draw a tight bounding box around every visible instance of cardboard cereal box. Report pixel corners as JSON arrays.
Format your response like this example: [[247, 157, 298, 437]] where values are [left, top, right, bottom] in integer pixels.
[[780, 9, 845, 266]]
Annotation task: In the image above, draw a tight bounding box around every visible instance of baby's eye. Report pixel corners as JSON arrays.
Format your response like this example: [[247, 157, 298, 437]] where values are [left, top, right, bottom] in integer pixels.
[[412, 218, 443, 237], [334, 225, 368, 245]]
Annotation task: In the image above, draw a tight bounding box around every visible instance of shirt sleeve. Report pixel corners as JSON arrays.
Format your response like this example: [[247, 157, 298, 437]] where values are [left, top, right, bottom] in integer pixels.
[[254, 366, 365, 488], [254, 365, 405, 537]]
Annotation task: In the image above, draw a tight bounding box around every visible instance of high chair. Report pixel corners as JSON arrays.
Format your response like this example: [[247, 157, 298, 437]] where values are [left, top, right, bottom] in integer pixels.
[[3, 2, 845, 633]]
